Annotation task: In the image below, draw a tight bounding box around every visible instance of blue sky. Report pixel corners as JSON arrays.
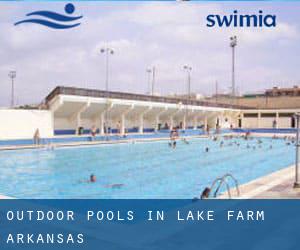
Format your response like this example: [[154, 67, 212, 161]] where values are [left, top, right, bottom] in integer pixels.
[[0, 1, 300, 106]]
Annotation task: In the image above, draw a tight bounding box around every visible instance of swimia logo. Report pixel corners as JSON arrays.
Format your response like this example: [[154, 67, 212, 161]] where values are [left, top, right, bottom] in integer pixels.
[[206, 10, 276, 28], [14, 3, 83, 29]]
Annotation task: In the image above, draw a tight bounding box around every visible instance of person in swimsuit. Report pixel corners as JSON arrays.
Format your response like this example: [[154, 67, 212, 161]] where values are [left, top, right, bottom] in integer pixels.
[[90, 174, 96, 183], [201, 187, 211, 199]]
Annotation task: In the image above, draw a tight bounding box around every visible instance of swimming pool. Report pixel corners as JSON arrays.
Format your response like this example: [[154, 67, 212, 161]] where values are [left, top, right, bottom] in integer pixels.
[[0, 136, 295, 198]]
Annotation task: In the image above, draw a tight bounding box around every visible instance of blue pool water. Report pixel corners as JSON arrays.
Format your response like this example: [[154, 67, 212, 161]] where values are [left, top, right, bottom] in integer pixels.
[[0, 137, 295, 199]]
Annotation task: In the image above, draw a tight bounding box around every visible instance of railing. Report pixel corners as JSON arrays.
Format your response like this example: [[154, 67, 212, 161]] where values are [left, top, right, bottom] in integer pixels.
[[210, 177, 232, 198], [45, 86, 251, 109], [209, 173, 240, 198]]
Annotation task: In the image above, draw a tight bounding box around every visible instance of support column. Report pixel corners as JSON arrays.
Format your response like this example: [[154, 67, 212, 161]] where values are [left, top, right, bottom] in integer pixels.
[[119, 105, 134, 135], [215, 117, 219, 129], [240, 113, 244, 128], [276, 112, 279, 129], [258, 112, 261, 128], [167, 108, 180, 130], [104, 102, 114, 134], [70, 102, 90, 135], [138, 107, 152, 134], [155, 115, 160, 132], [76, 113, 81, 134], [204, 116, 208, 131], [154, 107, 168, 132], [139, 114, 144, 134], [121, 113, 125, 135], [193, 116, 198, 130], [99, 112, 105, 135], [182, 115, 186, 130], [169, 116, 174, 130]]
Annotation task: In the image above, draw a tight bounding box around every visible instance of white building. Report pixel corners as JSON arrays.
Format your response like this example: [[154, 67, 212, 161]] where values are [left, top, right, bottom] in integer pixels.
[[0, 86, 299, 140], [47, 87, 239, 136]]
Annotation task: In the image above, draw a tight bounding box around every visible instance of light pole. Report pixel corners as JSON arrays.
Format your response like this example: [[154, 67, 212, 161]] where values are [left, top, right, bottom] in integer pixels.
[[151, 66, 156, 96], [152, 66, 156, 96], [146, 66, 156, 95], [230, 36, 237, 98], [100, 47, 114, 136], [294, 113, 300, 188], [100, 47, 114, 93], [8, 71, 16, 108], [215, 80, 218, 103], [183, 65, 192, 130], [183, 65, 192, 102], [146, 68, 152, 95]]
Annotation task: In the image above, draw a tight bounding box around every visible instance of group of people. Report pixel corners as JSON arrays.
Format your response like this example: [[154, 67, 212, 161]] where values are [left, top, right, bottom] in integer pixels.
[[211, 134, 275, 151], [283, 136, 295, 145], [210, 131, 298, 154], [82, 121, 127, 140]]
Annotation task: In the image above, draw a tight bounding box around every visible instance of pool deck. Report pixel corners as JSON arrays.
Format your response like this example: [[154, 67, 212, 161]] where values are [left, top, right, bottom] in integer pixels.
[[0, 194, 13, 199], [219, 165, 300, 199], [0, 134, 211, 151], [0, 131, 296, 151]]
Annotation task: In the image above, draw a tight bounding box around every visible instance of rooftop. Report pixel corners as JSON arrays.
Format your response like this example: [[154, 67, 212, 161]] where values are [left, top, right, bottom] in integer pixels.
[[45, 86, 251, 109]]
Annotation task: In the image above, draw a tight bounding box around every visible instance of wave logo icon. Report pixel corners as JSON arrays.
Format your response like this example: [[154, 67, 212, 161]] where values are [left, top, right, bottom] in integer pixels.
[[14, 3, 82, 29]]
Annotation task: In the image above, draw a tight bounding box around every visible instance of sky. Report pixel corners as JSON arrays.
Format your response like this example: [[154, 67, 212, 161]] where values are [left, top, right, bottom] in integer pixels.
[[1, 1, 300, 107]]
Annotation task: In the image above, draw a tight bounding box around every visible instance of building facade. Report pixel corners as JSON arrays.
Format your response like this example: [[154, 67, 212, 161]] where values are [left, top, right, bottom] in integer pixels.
[[1, 86, 300, 140]]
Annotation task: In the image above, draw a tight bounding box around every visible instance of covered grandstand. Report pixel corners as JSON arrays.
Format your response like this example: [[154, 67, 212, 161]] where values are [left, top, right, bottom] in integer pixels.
[[45, 86, 242, 136], [1, 86, 300, 144]]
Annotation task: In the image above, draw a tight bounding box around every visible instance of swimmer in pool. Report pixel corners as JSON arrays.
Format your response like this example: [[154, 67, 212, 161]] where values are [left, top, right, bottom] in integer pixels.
[[200, 187, 211, 199], [78, 174, 96, 184], [106, 184, 124, 189], [205, 147, 209, 153], [182, 138, 190, 144], [90, 174, 96, 183]]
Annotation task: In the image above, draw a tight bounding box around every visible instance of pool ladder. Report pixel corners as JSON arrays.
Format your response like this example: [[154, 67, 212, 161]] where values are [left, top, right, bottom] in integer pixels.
[[209, 173, 240, 199]]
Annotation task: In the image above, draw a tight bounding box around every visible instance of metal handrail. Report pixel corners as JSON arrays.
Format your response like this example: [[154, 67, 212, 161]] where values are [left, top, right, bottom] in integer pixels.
[[209, 173, 240, 198], [222, 173, 240, 197], [210, 177, 232, 198]]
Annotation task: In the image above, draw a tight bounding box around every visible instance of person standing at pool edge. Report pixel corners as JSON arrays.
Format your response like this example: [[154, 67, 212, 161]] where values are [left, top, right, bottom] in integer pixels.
[[33, 128, 40, 145], [170, 127, 177, 148], [90, 125, 97, 141]]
